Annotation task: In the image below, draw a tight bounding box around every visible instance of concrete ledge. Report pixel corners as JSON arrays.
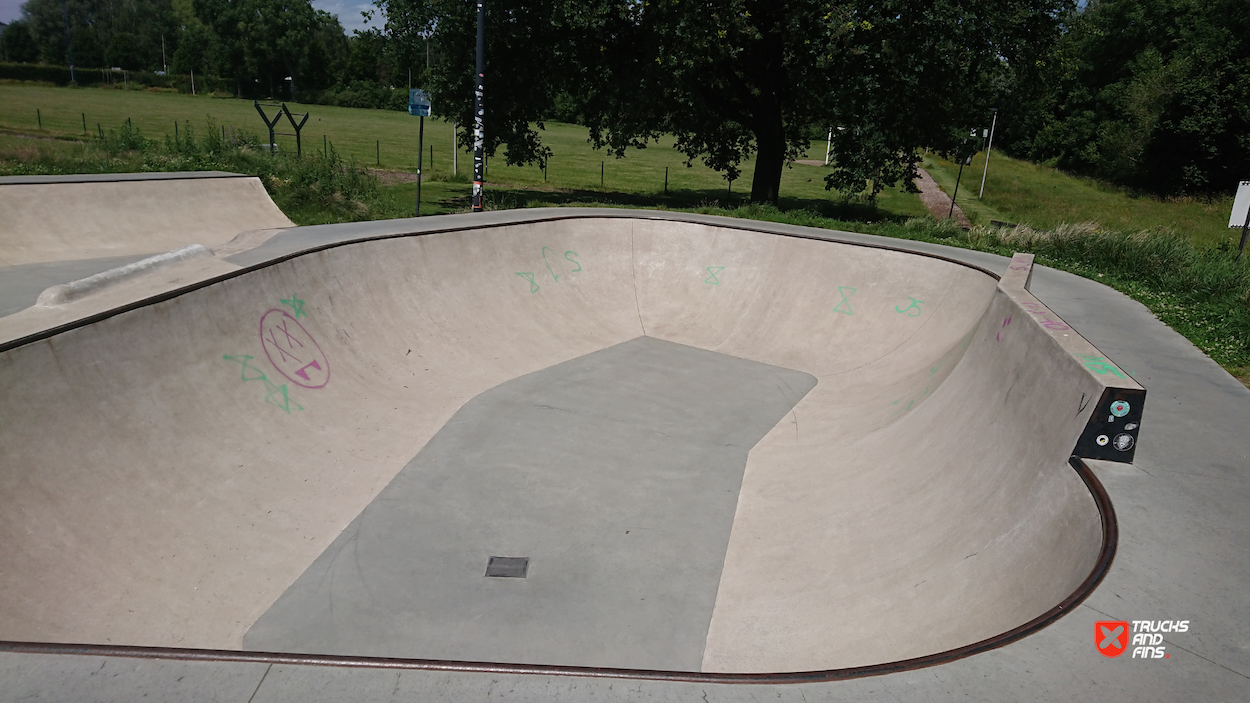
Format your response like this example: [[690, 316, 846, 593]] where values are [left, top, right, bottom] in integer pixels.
[[0, 171, 245, 185], [36, 245, 213, 306]]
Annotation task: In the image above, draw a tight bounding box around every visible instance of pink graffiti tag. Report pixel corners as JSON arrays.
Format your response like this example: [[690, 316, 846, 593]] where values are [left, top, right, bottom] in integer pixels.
[[1020, 301, 1071, 331], [997, 315, 1012, 341], [260, 309, 330, 389]]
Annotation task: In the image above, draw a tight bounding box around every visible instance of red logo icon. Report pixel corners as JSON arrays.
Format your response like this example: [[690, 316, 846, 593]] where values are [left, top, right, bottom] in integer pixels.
[[1096, 621, 1129, 657]]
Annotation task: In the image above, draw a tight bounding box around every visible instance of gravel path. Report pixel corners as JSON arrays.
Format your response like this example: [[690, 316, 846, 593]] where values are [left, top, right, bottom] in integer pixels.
[[915, 167, 971, 228]]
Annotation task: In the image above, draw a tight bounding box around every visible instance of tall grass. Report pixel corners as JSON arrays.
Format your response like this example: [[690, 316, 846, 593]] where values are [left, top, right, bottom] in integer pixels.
[[0, 119, 406, 225]]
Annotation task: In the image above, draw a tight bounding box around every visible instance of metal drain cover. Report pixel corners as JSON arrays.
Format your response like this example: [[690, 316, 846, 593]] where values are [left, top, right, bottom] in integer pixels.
[[485, 556, 529, 578]]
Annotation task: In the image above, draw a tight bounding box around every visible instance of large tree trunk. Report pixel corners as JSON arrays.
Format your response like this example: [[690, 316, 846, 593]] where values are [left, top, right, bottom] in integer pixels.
[[750, 97, 786, 204], [747, 4, 786, 205]]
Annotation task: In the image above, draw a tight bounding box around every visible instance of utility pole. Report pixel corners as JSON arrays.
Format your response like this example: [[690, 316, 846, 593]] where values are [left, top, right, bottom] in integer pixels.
[[472, 0, 485, 212], [61, 0, 75, 84], [416, 113, 425, 215], [979, 108, 998, 199]]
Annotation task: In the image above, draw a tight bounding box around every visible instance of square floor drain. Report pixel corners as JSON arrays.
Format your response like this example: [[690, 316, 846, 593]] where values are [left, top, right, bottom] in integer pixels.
[[485, 556, 529, 578]]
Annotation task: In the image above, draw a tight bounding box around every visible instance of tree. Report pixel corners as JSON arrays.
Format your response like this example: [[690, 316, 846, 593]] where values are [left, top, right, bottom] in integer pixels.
[[195, 0, 346, 100], [1026, 0, 1250, 195], [18, 0, 178, 71], [376, 0, 1069, 204], [1, 20, 41, 63]]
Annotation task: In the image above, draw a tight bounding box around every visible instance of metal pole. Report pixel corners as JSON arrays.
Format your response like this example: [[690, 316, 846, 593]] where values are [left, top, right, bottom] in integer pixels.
[[979, 109, 998, 199], [416, 115, 424, 216], [948, 161, 966, 219], [452, 122, 457, 176], [664, 166, 668, 194], [82, 113, 86, 135], [824, 127, 832, 166], [601, 161, 604, 188], [472, 0, 485, 212], [1237, 205, 1250, 262]]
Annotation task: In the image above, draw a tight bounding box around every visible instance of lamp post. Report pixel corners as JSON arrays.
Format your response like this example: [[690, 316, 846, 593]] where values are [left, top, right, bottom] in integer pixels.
[[979, 108, 998, 199], [472, 0, 486, 212]]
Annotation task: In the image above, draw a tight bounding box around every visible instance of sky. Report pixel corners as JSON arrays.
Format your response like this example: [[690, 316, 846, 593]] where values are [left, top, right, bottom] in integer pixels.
[[0, 0, 22, 25], [311, 0, 384, 34], [0, 1, 383, 32]]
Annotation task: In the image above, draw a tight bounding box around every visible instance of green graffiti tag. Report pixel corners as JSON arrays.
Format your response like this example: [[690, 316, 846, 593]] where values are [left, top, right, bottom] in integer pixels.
[[895, 298, 925, 317], [223, 354, 303, 413], [516, 272, 539, 293], [542, 247, 564, 281], [565, 251, 581, 272], [1076, 354, 1127, 379], [832, 286, 857, 315], [705, 266, 725, 285], [280, 296, 306, 319]]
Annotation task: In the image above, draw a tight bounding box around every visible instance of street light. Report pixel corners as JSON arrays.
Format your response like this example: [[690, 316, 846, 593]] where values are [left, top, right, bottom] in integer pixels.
[[979, 108, 998, 199]]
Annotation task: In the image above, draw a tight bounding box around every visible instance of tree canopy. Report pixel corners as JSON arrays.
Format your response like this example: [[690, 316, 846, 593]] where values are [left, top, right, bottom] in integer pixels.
[[377, 0, 1070, 204], [1014, 0, 1249, 196], [4, 0, 1242, 198]]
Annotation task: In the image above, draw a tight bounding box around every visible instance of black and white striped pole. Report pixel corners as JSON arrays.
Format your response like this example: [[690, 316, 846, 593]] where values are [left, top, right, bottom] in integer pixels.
[[472, 0, 486, 212]]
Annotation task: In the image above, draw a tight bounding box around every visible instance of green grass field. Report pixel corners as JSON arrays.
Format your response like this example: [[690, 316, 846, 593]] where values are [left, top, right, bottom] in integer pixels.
[[0, 83, 925, 219], [922, 149, 1239, 247], [3, 82, 1238, 244]]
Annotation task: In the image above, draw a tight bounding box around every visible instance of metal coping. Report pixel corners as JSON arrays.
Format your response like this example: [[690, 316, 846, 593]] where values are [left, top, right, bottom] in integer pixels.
[[0, 171, 247, 186], [0, 456, 1116, 683], [0, 210, 1001, 354]]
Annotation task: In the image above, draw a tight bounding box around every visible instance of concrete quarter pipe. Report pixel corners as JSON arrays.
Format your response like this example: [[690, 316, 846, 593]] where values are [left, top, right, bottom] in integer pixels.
[[0, 212, 1142, 678]]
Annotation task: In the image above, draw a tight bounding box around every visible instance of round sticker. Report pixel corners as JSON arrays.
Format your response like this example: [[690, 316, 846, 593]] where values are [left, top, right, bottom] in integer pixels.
[[1096, 434, 1110, 447], [1110, 400, 1130, 418], [1113, 433, 1135, 452]]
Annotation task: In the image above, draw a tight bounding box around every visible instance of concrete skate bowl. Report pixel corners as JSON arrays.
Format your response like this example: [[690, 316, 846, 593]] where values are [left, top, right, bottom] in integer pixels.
[[0, 214, 1127, 681]]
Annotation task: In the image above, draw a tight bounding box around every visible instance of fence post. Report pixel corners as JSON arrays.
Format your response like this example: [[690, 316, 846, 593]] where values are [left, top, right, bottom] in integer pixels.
[[36, 109, 41, 130], [601, 161, 604, 188], [82, 113, 86, 135], [664, 166, 668, 194], [376, 140, 380, 166]]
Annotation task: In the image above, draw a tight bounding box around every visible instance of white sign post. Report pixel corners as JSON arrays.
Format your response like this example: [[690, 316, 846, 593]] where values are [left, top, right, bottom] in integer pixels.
[[1230, 181, 1250, 261]]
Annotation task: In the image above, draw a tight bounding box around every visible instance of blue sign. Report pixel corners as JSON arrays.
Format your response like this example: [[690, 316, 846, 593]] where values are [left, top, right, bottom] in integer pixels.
[[408, 89, 431, 117]]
